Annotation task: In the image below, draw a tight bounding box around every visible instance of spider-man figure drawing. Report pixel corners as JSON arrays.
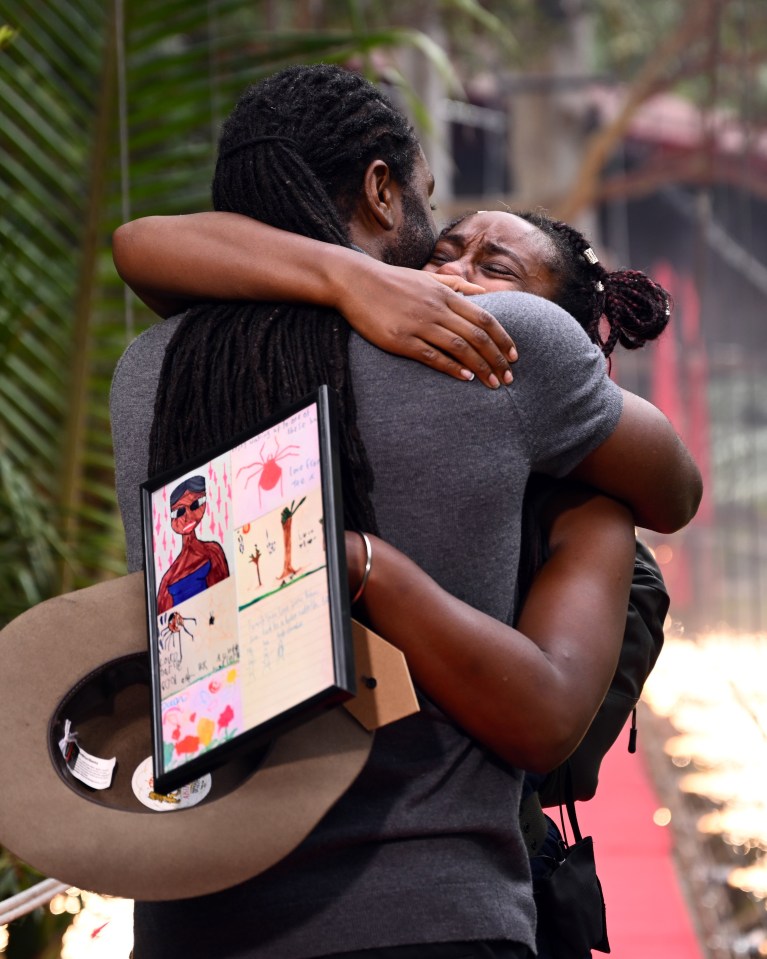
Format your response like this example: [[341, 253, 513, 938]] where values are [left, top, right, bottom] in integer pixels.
[[156, 475, 229, 614]]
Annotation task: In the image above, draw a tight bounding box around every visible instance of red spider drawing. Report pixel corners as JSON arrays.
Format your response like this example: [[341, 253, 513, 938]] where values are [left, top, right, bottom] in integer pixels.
[[237, 439, 300, 506]]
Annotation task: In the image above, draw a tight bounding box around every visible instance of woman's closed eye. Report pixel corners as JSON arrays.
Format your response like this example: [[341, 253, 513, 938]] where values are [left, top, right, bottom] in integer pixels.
[[428, 248, 456, 266], [479, 260, 517, 277]]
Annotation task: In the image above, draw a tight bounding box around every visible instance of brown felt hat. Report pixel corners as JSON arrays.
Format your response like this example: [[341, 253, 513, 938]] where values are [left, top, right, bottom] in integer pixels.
[[0, 573, 374, 901]]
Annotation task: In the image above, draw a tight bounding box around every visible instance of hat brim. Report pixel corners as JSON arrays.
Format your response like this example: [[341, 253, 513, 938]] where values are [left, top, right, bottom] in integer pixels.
[[0, 573, 372, 900]]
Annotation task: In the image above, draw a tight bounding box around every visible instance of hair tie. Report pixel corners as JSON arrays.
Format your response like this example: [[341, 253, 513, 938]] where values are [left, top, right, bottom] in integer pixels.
[[219, 135, 299, 161]]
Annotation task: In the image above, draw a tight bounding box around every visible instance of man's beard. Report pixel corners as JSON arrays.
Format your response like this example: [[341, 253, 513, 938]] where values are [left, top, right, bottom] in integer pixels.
[[381, 186, 437, 270]]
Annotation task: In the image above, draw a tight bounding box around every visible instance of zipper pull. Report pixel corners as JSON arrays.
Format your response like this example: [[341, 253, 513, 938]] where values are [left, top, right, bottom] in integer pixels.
[[628, 706, 638, 754]]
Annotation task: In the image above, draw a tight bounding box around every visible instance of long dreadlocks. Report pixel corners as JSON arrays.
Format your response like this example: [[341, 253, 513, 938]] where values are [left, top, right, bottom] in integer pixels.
[[148, 65, 423, 533]]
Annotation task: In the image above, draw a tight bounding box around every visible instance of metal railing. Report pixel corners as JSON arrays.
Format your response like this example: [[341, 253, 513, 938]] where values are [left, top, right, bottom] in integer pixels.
[[0, 878, 68, 925]]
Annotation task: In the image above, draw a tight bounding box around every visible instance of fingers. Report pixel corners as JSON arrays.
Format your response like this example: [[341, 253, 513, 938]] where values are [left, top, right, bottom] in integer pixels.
[[342, 261, 518, 388], [395, 310, 517, 388], [425, 278, 518, 381], [401, 331, 513, 389], [431, 274, 487, 295], [437, 295, 518, 388]]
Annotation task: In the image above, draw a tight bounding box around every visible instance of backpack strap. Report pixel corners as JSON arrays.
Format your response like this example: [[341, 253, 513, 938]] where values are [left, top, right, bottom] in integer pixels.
[[562, 761, 582, 846]]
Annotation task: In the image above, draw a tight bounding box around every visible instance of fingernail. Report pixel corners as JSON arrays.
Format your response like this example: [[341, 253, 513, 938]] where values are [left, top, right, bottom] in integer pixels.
[[503, 370, 513, 385], [489, 374, 500, 389], [509, 347, 518, 361], [461, 369, 475, 381]]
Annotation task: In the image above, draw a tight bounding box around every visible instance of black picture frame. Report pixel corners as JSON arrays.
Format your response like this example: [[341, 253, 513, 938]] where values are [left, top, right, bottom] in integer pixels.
[[140, 386, 354, 795]]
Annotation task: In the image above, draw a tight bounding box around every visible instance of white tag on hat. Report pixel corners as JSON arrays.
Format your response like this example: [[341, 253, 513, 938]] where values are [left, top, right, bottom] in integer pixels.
[[58, 719, 116, 790]]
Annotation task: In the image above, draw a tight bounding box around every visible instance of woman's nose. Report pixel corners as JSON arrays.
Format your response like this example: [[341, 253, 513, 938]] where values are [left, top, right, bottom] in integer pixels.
[[434, 258, 465, 277]]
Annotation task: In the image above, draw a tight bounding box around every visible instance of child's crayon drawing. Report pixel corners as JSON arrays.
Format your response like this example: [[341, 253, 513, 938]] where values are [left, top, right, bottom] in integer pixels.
[[161, 665, 243, 773], [233, 487, 327, 610], [231, 405, 321, 528], [156, 578, 238, 698], [151, 457, 235, 615]]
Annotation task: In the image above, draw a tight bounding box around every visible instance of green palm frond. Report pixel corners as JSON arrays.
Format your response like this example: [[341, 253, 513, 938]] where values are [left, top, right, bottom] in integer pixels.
[[1, 0, 113, 603], [1, 0, 468, 617], [440, 0, 519, 53], [0, 24, 17, 48]]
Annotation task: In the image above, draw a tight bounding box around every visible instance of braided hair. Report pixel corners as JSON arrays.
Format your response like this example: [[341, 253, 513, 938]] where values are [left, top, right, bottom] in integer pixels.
[[515, 210, 671, 358], [148, 65, 423, 533]]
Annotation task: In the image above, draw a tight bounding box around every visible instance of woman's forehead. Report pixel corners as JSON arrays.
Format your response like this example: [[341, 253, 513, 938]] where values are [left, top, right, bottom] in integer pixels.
[[449, 210, 538, 241], [439, 212, 555, 268]]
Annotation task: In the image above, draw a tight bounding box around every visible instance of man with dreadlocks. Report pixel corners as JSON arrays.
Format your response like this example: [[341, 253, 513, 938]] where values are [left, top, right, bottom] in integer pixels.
[[111, 65, 701, 959]]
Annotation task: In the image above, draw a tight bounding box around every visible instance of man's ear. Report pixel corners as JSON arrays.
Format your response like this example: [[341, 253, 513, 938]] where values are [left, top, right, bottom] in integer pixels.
[[361, 159, 396, 232]]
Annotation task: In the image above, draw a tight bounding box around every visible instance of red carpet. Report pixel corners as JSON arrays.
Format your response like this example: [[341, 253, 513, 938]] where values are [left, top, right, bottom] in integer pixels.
[[576, 740, 705, 959]]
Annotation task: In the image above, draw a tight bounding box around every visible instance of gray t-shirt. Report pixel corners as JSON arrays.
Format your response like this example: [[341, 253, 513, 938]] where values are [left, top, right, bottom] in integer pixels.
[[110, 291, 622, 959]]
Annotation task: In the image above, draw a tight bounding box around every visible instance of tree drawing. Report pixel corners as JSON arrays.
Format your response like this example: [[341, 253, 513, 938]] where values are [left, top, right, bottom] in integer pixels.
[[249, 545, 262, 586], [278, 498, 306, 581]]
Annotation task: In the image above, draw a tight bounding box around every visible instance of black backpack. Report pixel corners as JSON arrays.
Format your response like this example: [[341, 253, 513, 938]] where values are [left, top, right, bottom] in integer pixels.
[[521, 538, 669, 959], [536, 538, 669, 808]]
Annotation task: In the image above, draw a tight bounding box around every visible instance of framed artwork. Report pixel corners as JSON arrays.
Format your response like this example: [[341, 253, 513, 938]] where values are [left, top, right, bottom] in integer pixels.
[[140, 387, 354, 794]]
